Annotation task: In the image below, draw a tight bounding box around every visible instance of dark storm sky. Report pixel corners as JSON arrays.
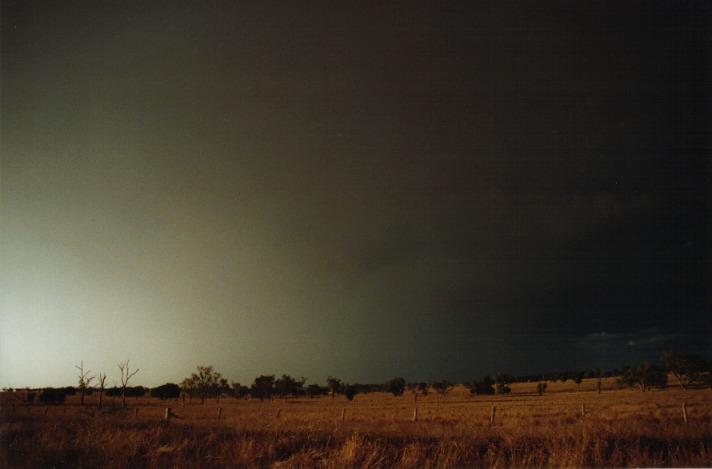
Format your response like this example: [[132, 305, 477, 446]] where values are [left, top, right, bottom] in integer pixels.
[[1, 1, 709, 388]]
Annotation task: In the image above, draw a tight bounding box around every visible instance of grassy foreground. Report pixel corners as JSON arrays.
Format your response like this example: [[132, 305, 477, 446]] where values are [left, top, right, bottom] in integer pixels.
[[1, 379, 710, 468]]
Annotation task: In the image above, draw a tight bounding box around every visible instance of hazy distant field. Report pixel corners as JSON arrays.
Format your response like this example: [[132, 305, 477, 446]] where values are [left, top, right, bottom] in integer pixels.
[[1, 379, 710, 468]]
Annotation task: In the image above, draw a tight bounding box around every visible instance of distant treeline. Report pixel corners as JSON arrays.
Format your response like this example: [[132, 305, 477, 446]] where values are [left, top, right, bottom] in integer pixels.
[[5, 386, 150, 405], [513, 368, 619, 384], [5, 350, 709, 404]]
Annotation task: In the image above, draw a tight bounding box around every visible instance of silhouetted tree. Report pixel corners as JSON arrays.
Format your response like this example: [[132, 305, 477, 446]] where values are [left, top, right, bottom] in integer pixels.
[[494, 373, 512, 395], [97, 372, 107, 408], [217, 378, 231, 402], [251, 375, 275, 402], [151, 383, 181, 399], [183, 365, 222, 404], [128, 386, 147, 398], [470, 375, 496, 396], [662, 349, 707, 390], [385, 377, 406, 397], [118, 360, 139, 409], [537, 382, 547, 396], [230, 382, 250, 399], [327, 376, 342, 399], [618, 362, 667, 392], [306, 383, 328, 398], [407, 382, 429, 402], [275, 374, 306, 399], [431, 379, 455, 395], [180, 377, 197, 403], [343, 384, 357, 401], [75, 361, 95, 406]]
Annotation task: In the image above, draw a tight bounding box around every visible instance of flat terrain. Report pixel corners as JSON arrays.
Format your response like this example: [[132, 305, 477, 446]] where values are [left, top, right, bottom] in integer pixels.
[[1, 379, 711, 467]]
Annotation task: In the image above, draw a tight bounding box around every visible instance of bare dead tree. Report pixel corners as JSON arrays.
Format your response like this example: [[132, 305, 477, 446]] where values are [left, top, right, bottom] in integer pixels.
[[118, 360, 139, 409], [97, 372, 107, 409], [76, 361, 96, 406]]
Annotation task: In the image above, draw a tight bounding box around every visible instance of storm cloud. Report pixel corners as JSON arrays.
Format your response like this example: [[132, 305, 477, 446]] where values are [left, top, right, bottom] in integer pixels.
[[1, 1, 709, 387]]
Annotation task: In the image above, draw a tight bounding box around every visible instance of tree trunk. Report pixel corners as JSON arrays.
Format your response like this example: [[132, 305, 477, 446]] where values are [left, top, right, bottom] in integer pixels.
[[675, 374, 687, 390]]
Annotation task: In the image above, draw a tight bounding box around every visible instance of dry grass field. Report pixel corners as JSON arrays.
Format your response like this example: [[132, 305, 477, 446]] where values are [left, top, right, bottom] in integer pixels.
[[1, 378, 710, 468]]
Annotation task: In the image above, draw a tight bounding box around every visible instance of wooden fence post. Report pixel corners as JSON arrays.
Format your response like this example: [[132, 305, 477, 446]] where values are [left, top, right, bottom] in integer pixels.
[[276, 408, 282, 419], [217, 407, 222, 421], [412, 408, 418, 422], [581, 403, 586, 417], [341, 408, 346, 421], [682, 401, 688, 424], [490, 406, 496, 426], [164, 407, 170, 421]]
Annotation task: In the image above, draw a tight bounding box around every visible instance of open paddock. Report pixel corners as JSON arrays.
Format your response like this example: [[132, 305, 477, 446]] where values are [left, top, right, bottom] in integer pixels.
[[1, 380, 710, 467]]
